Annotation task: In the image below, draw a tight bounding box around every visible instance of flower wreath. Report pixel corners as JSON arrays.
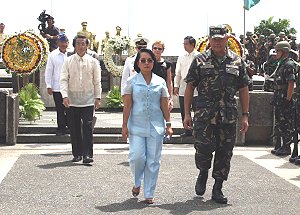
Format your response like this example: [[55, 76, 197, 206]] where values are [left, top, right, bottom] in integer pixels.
[[197, 34, 243, 57], [103, 36, 135, 77], [2, 31, 49, 75]]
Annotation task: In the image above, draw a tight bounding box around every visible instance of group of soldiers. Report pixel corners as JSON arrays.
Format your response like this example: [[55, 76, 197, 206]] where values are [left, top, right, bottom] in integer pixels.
[[253, 39, 300, 164], [240, 31, 298, 75]]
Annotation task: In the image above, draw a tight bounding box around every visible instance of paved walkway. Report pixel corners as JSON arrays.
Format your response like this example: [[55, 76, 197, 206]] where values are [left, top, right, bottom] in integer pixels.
[[0, 143, 299, 214]]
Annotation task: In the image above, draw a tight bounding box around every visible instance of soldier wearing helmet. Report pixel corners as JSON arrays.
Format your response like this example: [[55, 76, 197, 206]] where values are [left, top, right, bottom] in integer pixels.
[[278, 32, 287, 42], [271, 41, 296, 156], [289, 34, 298, 51], [266, 33, 276, 53]]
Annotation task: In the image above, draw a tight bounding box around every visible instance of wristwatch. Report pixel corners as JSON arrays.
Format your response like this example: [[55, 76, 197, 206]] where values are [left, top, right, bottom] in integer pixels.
[[242, 112, 250, 117]]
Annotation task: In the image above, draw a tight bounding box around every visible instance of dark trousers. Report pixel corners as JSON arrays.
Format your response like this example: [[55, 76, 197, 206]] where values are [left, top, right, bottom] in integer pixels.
[[53, 92, 68, 131], [179, 96, 196, 133], [68, 106, 94, 157]]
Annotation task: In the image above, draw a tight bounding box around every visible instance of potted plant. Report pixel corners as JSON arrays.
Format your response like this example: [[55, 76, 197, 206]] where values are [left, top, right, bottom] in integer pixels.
[[105, 86, 123, 111], [19, 83, 45, 122]]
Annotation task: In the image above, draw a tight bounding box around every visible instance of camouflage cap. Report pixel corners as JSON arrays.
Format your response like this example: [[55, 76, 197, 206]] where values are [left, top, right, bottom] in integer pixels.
[[209, 25, 227, 39]]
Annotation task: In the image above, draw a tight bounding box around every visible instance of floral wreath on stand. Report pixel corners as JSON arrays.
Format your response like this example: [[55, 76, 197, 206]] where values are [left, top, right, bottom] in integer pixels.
[[103, 36, 135, 77], [1, 30, 49, 75], [197, 34, 243, 57]]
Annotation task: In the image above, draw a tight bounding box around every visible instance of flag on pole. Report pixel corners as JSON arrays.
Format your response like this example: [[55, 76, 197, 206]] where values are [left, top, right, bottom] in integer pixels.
[[244, 0, 260, 10]]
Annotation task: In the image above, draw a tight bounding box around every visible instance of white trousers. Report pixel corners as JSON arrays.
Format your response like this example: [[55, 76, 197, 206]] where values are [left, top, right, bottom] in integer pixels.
[[128, 125, 164, 198]]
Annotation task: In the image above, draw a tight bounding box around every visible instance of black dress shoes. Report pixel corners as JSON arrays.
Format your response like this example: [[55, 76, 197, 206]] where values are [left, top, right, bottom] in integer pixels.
[[83, 156, 94, 164], [72, 156, 82, 162]]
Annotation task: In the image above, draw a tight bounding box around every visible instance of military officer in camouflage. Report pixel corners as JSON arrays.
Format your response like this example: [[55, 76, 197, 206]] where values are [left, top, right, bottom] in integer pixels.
[[271, 41, 296, 156], [184, 25, 249, 204]]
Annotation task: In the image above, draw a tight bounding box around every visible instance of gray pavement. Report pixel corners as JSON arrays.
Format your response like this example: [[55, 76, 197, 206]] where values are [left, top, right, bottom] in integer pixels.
[[1, 108, 300, 214], [0, 144, 299, 214]]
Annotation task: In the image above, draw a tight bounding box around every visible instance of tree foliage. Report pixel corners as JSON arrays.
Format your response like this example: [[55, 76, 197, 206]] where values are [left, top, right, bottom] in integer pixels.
[[254, 16, 296, 36]]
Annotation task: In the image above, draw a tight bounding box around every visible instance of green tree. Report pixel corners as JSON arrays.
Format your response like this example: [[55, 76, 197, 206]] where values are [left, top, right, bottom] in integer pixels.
[[254, 16, 296, 36]]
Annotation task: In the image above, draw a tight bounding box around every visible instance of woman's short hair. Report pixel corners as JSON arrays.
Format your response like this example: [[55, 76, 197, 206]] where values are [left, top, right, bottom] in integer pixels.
[[134, 48, 158, 73], [152, 40, 165, 50]]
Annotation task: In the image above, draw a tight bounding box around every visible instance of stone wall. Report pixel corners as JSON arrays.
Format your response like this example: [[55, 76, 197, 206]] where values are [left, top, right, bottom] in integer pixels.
[[236, 91, 274, 145]]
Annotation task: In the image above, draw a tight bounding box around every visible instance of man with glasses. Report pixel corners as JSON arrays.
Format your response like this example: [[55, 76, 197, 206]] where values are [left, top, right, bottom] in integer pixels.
[[121, 34, 149, 95]]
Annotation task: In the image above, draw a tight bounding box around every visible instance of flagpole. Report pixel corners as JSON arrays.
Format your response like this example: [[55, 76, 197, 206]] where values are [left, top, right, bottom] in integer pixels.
[[243, 5, 246, 44]]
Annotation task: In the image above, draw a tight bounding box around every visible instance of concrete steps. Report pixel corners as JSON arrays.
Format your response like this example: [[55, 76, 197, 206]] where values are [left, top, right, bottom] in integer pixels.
[[16, 133, 193, 144], [17, 111, 194, 144]]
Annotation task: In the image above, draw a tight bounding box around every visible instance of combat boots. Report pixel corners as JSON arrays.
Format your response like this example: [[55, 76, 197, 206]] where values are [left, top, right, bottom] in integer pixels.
[[275, 145, 291, 156], [295, 156, 300, 165], [212, 179, 228, 204], [271, 136, 281, 154], [195, 170, 208, 196]]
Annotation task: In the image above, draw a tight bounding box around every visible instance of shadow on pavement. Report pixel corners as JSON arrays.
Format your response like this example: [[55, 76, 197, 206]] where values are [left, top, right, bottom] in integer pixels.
[[36, 160, 85, 169], [95, 198, 148, 212], [156, 197, 231, 215], [95, 197, 230, 214]]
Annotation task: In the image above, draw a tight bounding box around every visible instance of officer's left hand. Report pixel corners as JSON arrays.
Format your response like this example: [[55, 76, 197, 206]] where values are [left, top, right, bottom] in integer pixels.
[[240, 116, 249, 133]]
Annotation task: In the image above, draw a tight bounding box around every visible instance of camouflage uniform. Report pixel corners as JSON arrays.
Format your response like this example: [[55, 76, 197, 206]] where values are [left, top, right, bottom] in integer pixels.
[[263, 55, 278, 92], [244, 32, 256, 63], [256, 38, 268, 73], [272, 58, 296, 150], [185, 48, 248, 180]]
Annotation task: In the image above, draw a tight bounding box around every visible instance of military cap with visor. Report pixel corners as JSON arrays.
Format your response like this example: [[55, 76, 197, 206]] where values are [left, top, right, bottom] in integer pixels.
[[209, 25, 228, 39]]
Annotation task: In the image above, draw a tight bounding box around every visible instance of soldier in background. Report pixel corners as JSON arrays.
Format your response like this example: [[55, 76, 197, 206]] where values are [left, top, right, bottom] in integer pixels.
[[289, 35, 298, 51], [271, 41, 296, 156], [266, 33, 276, 54], [244, 31, 257, 63], [262, 49, 278, 92], [278, 32, 287, 42], [184, 25, 249, 204], [256, 35, 268, 74]]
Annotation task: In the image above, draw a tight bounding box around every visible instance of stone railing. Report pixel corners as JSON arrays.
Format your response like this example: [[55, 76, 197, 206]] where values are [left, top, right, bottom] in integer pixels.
[[0, 89, 19, 145]]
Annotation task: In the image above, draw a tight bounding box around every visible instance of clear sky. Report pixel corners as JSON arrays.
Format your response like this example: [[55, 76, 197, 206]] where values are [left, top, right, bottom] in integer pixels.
[[1, 0, 299, 55]]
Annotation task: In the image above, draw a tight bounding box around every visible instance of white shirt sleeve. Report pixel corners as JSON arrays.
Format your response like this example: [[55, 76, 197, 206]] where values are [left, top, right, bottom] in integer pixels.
[[45, 54, 54, 89], [60, 60, 69, 98], [93, 59, 102, 99], [174, 56, 182, 88], [123, 77, 133, 95], [121, 57, 132, 95]]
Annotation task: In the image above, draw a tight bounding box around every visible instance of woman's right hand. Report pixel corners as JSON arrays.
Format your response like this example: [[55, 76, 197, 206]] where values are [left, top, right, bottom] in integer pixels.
[[122, 124, 128, 141]]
